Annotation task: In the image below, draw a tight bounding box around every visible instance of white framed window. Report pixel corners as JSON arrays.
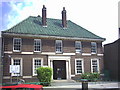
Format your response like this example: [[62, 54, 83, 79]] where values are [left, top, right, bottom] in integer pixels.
[[55, 40, 62, 53], [91, 59, 99, 73], [11, 58, 22, 76], [34, 39, 41, 52], [13, 38, 22, 52], [33, 58, 43, 76], [75, 41, 82, 53], [91, 42, 97, 54], [75, 59, 84, 74]]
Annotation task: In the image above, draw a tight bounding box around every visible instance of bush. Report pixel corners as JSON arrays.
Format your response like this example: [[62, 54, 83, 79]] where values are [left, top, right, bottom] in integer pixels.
[[37, 67, 52, 86], [81, 72, 100, 81]]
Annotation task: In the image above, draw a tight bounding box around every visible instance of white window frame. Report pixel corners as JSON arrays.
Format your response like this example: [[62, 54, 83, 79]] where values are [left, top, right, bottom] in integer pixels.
[[13, 38, 22, 52], [75, 41, 82, 53], [91, 42, 97, 54], [55, 40, 63, 53], [75, 59, 84, 75], [91, 59, 100, 73], [34, 39, 41, 52], [11, 58, 22, 76], [33, 58, 43, 76]]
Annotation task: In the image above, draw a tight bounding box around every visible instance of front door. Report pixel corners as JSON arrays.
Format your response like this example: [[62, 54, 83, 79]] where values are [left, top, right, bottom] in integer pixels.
[[53, 60, 66, 80]]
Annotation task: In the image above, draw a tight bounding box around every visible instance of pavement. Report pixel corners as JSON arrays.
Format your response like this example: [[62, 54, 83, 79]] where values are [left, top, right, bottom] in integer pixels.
[[43, 80, 120, 89]]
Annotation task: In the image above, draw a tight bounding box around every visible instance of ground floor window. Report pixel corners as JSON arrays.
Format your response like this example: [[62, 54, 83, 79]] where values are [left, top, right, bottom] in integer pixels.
[[75, 59, 84, 74], [33, 58, 43, 76], [91, 59, 99, 73], [11, 58, 22, 76]]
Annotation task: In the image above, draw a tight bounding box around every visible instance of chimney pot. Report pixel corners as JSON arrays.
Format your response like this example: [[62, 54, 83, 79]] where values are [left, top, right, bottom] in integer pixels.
[[42, 5, 47, 26], [62, 7, 67, 28]]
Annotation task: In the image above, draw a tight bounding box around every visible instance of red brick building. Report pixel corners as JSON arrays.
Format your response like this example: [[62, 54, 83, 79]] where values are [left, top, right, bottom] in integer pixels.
[[1, 5, 105, 82]]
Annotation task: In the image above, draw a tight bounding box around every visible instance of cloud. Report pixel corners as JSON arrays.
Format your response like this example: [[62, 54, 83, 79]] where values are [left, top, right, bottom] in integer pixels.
[[2, 0, 46, 30], [5, 1, 32, 29]]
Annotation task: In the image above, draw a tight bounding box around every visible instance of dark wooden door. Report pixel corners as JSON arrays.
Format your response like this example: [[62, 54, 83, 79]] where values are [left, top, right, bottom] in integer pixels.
[[53, 60, 66, 80]]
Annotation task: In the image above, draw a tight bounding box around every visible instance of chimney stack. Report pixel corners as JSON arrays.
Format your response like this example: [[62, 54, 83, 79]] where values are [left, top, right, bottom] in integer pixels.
[[42, 5, 47, 26], [62, 7, 67, 28]]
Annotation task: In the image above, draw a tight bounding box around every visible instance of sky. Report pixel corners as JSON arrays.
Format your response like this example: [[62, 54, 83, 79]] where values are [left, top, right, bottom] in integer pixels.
[[0, 0, 119, 45]]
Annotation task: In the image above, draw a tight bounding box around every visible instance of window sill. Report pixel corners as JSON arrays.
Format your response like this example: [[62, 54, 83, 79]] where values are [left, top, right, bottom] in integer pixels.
[[34, 51, 41, 53], [13, 50, 21, 52], [55, 52, 63, 54], [75, 52, 82, 54], [91, 53, 97, 55]]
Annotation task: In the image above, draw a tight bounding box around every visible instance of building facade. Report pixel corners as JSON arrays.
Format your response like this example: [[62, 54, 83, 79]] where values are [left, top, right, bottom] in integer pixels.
[[1, 6, 105, 82], [104, 39, 119, 81]]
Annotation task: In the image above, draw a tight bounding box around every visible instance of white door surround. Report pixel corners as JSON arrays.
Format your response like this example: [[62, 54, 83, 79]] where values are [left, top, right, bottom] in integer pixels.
[[48, 56, 71, 80]]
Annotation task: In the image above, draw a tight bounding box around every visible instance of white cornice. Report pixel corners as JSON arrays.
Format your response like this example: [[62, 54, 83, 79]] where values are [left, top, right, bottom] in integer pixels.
[[97, 54, 103, 56], [41, 52, 75, 55], [4, 51, 12, 54], [82, 53, 91, 56], [21, 52, 33, 54], [2, 33, 105, 42]]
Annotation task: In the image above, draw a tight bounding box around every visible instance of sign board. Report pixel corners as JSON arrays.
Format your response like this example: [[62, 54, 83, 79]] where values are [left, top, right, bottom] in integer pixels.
[[10, 65, 20, 73]]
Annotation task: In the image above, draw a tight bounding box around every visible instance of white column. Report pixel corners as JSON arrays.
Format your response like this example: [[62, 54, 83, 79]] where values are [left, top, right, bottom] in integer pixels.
[[50, 60, 53, 80], [66, 61, 68, 79], [68, 60, 71, 79]]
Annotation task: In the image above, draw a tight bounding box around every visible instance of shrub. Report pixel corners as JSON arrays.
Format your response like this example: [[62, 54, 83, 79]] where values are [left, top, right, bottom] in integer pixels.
[[37, 67, 52, 86], [81, 72, 100, 81]]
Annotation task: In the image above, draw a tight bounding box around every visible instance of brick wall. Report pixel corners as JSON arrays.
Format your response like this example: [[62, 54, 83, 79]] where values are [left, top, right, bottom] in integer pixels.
[[3, 37, 103, 54]]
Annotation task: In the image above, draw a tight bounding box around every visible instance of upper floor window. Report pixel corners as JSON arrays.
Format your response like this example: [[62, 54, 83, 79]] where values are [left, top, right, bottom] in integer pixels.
[[13, 38, 22, 52], [75, 41, 82, 53], [75, 59, 84, 74], [91, 59, 99, 73], [56, 40, 62, 53], [91, 42, 97, 54], [34, 39, 41, 52]]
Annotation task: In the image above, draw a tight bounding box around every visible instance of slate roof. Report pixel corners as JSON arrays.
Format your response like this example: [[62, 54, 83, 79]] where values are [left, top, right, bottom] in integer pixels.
[[2, 16, 105, 41]]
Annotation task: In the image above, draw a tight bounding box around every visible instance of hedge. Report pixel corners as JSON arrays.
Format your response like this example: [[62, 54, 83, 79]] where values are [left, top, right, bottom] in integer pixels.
[[37, 67, 52, 86]]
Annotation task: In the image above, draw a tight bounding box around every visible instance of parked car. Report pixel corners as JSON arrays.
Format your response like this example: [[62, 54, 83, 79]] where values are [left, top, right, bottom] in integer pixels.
[[0, 84, 43, 90]]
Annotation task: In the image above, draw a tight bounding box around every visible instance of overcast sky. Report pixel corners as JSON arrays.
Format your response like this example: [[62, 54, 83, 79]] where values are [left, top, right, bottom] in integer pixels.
[[0, 0, 119, 45]]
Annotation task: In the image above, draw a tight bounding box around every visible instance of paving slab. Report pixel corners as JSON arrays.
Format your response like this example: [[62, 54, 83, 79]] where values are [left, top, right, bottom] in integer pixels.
[[44, 80, 120, 89]]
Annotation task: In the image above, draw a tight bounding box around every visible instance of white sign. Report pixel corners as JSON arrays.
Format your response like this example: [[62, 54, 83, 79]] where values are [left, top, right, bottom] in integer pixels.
[[10, 65, 20, 73]]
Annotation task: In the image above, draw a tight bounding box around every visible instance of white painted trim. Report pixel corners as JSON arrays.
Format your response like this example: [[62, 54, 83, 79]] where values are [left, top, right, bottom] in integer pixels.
[[71, 75, 75, 77], [4, 51, 12, 54], [91, 59, 100, 73], [32, 58, 43, 76], [63, 53, 75, 55], [11, 58, 23, 76], [43, 66, 48, 67], [23, 76, 32, 78], [48, 56, 71, 60], [4, 33, 105, 41], [41, 52, 75, 55], [66, 61, 69, 79], [68, 59, 71, 79], [21, 52, 33, 54], [41, 52, 55, 55], [82, 53, 91, 56], [97, 54, 103, 56], [3, 76, 11, 79], [75, 58, 84, 75], [91, 52, 97, 55], [13, 38, 22, 52]]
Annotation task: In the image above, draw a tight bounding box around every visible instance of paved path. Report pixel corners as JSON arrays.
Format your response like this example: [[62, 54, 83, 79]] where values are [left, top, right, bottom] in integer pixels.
[[44, 80, 120, 89]]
